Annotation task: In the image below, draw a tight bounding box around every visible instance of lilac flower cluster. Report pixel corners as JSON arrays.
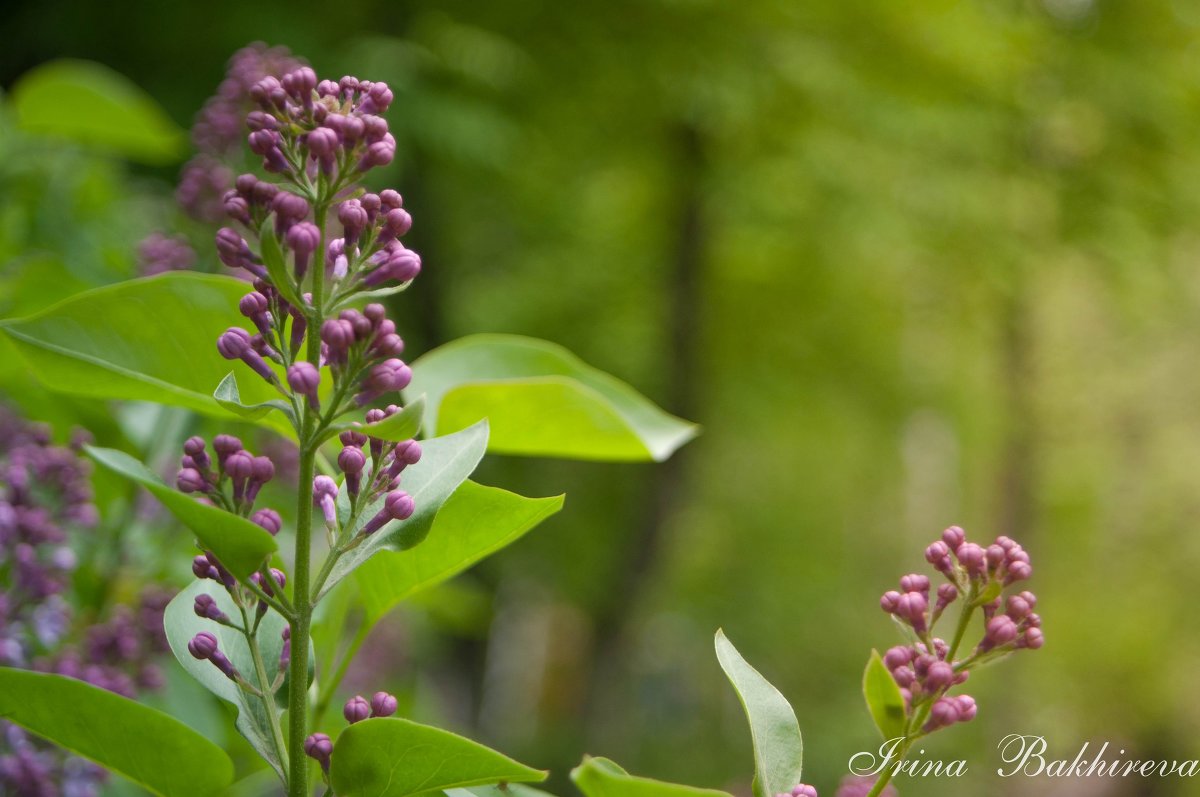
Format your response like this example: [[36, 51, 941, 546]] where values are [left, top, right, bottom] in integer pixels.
[[879, 526, 1042, 735], [774, 784, 818, 797], [834, 777, 897, 797], [175, 43, 303, 224], [137, 232, 196, 275], [302, 690, 398, 773], [0, 408, 169, 796]]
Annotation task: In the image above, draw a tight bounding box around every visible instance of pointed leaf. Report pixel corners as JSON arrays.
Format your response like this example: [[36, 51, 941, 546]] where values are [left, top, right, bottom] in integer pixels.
[[0, 273, 290, 433], [11, 59, 185, 163], [862, 650, 907, 742], [317, 421, 489, 599], [447, 785, 559, 797], [714, 630, 804, 797], [214, 372, 296, 425], [355, 480, 564, 623], [258, 220, 304, 309], [330, 717, 546, 797], [406, 334, 697, 462], [163, 581, 294, 778], [85, 446, 277, 579], [0, 668, 233, 796], [324, 397, 425, 446], [571, 757, 732, 797]]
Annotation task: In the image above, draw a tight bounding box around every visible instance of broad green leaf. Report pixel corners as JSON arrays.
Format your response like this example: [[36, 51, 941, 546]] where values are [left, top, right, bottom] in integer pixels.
[[331, 281, 413, 311], [214, 372, 296, 426], [11, 59, 184, 163], [330, 717, 546, 797], [324, 397, 426, 446], [714, 630, 804, 797], [0, 668, 233, 796], [570, 757, 732, 797], [447, 784, 559, 797], [362, 396, 425, 441], [86, 446, 277, 579], [0, 273, 291, 434], [164, 581, 293, 779], [258, 221, 304, 309], [406, 334, 697, 461], [317, 421, 489, 599], [355, 480, 564, 623], [862, 650, 907, 742]]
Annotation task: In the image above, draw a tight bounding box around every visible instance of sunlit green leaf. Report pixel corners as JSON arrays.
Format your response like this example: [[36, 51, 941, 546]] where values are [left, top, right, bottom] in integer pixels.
[[407, 334, 697, 461], [355, 480, 564, 623], [11, 59, 185, 163], [570, 757, 732, 797], [862, 650, 907, 742], [85, 446, 277, 579], [0, 668, 233, 796], [714, 630, 804, 797], [0, 273, 290, 434], [330, 717, 546, 797]]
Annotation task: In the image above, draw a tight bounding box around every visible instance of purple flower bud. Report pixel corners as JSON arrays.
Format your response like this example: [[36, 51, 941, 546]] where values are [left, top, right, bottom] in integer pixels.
[[955, 543, 987, 577], [304, 733, 333, 772], [924, 540, 953, 574], [1019, 627, 1044, 649], [187, 631, 219, 660], [313, 475, 338, 527], [953, 695, 977, 721], [981, 615, 1019, 651], [1005, 560, 1032, 584], [338, 199, 369, 246], [340, 428, 368, 448], [338, 446, 366, 475], [192, 554, 219, 581], [370, 690, 398, 717], [923, 661, 954, 691], [379, 189, 403, 210], [248, 129, 281, 156], [891, 666, 915, 688], [896, 592, 928, 633], [880, 590, 901, 613], [287, 362, 321, 410], [193, 594, 229, 623], [252, 508, 283, 536], [899, 573, 930, 595], [361, 135, 396, 170], [394, 439, 422, 466], [942, 526, 965, 549], [213, 435, 243, 467], [344, 694, 371, 723], [215, 228, 264, 277], [176, 468, 208, 493], [307, 127, 339, 174], [279, 626, 291, 670], [882, 646, 912, 671], [384, 207, 412, 238], [286, 221, 321, 280], [183, 436, 210, 468], [321, 319, 356, 358], [239, 292, 274, 338], [246, 111, 278, 131], [360, 490, 414, 535], [244, 456, 275, 503], [923, 697, 959, 731], [217, 328, 276, 383], [1005, 595, 1032, 620]]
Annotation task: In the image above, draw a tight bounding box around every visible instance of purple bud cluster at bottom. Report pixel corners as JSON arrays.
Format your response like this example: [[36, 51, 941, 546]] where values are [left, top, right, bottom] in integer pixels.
[[304, 690, 398, 776], [775, 784, 818, 797], [835, 776, 898, 797]]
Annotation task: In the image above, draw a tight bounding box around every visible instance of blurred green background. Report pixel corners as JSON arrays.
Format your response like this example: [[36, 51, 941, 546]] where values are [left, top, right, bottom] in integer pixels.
[[4, 1, 1200, 795]]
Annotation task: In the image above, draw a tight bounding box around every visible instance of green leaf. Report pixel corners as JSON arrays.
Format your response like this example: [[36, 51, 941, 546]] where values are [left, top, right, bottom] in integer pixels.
[[406, 334, 697, 462], [258, 220, 304, 309], [862, 650, 907, 742], [317, 421, 489, 599], [329, 717, 546, 797], [0, 668, 233, 796], [570, 757, 732, 797], [214, 371, 296, 425], [0, 273, 290, 434], [324, 396, 426, 446], [163, 581, 294, 779], [714, 630, 804, 797], [355, 480, 564, 623], [330, 281, 413, 312], [447, 785, 559, 797], [11, 59, 185, 163], [85, 446, 277, 579]]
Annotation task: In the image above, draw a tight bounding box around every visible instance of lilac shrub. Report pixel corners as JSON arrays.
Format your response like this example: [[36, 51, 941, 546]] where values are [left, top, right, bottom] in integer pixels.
[[0, 408, 169, 796]]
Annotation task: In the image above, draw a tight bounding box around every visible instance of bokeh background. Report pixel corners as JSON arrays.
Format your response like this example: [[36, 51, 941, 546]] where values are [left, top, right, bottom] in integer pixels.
[[3, 1, 1200, 795]]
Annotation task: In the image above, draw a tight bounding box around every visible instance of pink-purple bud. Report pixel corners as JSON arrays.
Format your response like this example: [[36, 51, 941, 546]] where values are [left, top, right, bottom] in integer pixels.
[[344, 695, 371, 724], [370, 691, 398, 717], [304, 733, 333, 772], [287, 362, 321, 409]]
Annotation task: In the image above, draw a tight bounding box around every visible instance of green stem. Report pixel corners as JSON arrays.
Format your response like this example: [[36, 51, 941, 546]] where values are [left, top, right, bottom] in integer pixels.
[[242, 606, 289, 780]]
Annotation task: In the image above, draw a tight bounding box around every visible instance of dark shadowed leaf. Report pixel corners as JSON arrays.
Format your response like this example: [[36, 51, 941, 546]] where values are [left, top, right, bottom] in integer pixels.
[[571, 757, 732, 797], [862, 650, 907, 742]]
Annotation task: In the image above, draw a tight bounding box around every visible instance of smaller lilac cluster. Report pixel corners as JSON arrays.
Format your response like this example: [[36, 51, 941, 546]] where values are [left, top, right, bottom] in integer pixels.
[[302, 690, 398, 775], [313, 411, 420, 543], [137, 232, 196, 276], [193, 43, 304, 160], [878, 526, 1042, 736], [834, 777, 897, 797]]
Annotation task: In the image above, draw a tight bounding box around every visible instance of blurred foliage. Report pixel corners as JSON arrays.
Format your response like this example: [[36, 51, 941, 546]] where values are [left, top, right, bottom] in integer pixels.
[[4, 1, 1200, 796]]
